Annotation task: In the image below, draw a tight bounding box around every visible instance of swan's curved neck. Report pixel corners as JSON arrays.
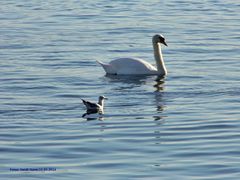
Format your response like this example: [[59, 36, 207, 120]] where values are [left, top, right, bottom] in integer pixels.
[[153, 42, 167, 75]]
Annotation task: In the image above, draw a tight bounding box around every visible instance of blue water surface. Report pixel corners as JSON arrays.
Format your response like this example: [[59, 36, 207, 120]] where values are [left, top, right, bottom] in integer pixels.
[[0, 0, 240, 179]]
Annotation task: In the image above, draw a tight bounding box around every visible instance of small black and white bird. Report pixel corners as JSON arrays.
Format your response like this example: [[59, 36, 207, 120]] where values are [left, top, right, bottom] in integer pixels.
[[81, 96, 108, 118]]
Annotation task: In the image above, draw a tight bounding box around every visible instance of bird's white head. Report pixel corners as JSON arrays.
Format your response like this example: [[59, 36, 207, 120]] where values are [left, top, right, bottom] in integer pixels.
[[152, 34, 168, 46]]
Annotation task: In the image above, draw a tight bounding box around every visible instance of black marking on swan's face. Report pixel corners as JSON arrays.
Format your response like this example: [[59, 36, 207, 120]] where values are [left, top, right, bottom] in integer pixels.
[[153, 34, 168, 46]]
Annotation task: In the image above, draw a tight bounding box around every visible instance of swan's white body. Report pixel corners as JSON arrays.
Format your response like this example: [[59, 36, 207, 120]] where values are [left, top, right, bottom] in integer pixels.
[[97, 58, 158, 75], [97, 34, 168, 76]]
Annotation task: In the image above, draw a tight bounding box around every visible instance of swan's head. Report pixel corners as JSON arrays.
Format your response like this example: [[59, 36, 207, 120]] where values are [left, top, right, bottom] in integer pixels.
[[152, 34, 168, 46], [99, 95, 108, 101]]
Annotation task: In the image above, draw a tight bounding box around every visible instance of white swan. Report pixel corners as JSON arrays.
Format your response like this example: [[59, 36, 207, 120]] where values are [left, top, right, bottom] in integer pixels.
[[97, 34, 168, 76]]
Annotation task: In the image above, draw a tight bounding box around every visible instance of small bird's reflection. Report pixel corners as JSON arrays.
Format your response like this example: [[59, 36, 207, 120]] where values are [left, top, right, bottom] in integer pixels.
[[86, 116, 104, 121]]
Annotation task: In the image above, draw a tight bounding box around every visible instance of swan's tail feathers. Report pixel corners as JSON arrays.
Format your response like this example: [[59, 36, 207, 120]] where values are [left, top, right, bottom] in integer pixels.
[[96, 60, 116, 74]]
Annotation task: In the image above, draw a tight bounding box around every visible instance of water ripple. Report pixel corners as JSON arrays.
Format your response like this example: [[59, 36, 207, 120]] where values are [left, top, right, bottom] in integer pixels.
[[1, 0, 240, 179]]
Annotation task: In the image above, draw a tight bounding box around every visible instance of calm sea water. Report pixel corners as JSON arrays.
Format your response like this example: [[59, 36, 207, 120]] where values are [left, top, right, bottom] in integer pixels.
[[0, 0, 240, 179]]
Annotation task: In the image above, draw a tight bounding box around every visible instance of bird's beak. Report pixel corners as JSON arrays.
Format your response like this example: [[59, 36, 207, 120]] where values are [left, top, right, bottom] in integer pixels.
[[163, 41, 168, 46], [104, 97, 108, 100]]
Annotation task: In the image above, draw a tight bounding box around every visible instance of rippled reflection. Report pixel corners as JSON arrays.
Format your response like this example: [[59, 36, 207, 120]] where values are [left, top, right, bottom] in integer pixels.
[[104, 74, 154, 91], [153, 76, 166, 121], [86, 116, 104, 121], [154, 76, 165, 92]]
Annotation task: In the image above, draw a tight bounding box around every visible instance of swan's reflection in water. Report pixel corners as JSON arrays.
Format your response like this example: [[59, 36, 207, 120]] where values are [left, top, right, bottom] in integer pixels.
[[154, 76, 165, 92], [105, 74, 165, 89], [104, 74, 152, 91]]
